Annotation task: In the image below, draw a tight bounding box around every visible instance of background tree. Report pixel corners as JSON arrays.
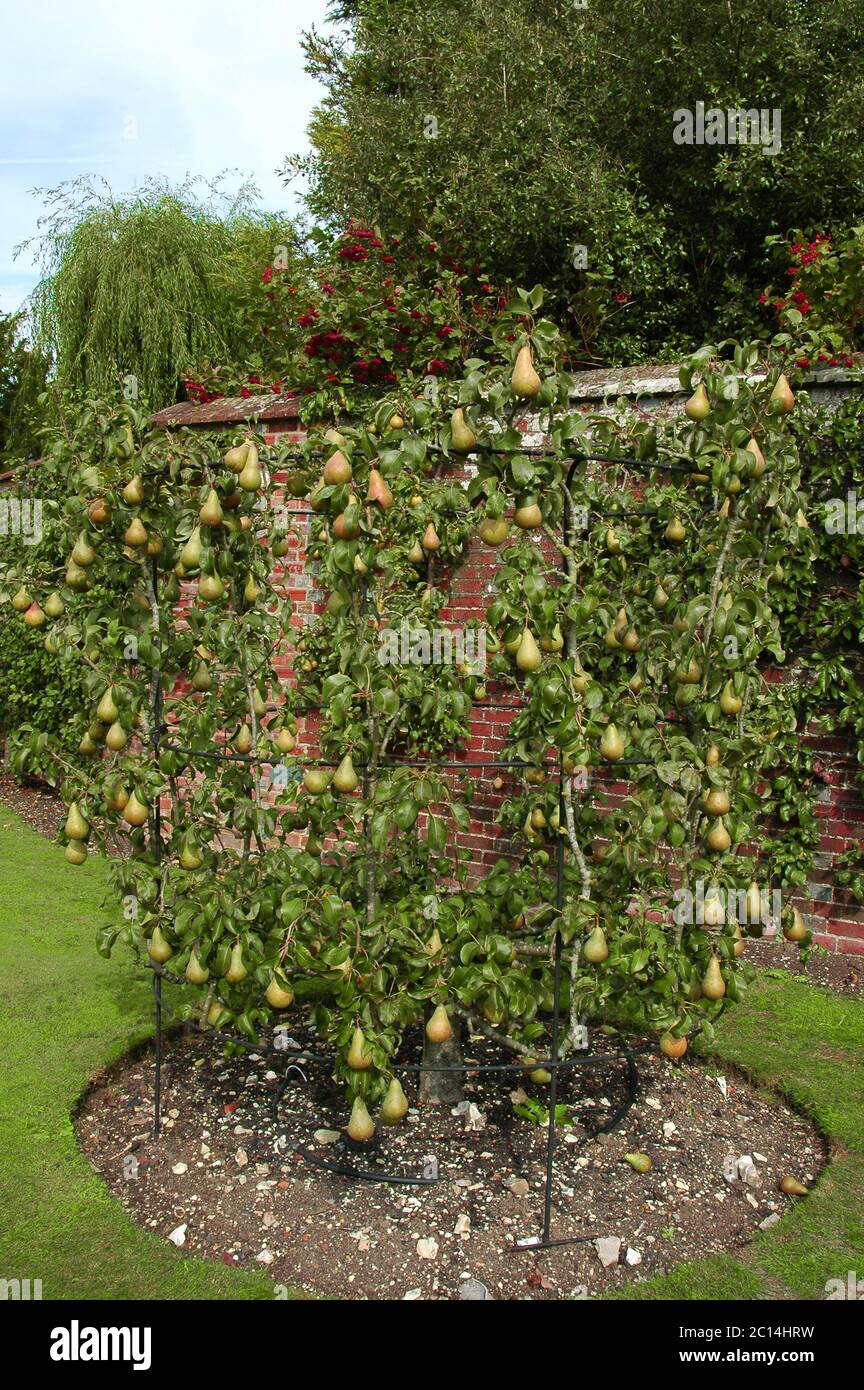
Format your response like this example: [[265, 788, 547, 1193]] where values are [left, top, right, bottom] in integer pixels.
[[0, 310, 48, 462], [286, 0, 864, 364]]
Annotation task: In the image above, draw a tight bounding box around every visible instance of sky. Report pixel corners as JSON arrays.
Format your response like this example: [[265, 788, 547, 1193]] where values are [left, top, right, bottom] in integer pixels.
[[0, 0, 332, 316]]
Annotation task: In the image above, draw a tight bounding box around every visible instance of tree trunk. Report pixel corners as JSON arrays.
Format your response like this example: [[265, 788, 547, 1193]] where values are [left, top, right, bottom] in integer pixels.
[[418, 1011, 463, 1106]]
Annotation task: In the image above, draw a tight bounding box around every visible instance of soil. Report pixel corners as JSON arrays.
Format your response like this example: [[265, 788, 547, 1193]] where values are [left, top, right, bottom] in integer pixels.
[[75, 1016, 825, 1302]]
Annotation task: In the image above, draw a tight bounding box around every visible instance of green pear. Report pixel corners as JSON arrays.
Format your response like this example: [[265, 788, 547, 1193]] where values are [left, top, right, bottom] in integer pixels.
[[223, 442, 250, 473], [71, 532, 96, 567], [180, 527, 203, 570], [64, 841, 88, 866], [516, 625, 542, 672], [347, 1096, 375, 1142], [96, 687, 119, 724], [719, 680, 742, 715], [122, 475, 145, 505], [44, 591, 65, 619], [11, 586, 31, 612], [701, 954, 726, 1000], [684, 383, 710, 421], [450, 407, 477, 452], [200, 489, 224, 527], [186, 949, 209, 984], [105, 721, 127, 752], [479, 517, 510, 546], [65, 801, 89, 841], [303, 768, 331, 795], [198, 572, 224, 602], [380, 1076, 409, 1126], [179, 835, 203, 871], [191, 660, 212, 692], [333, 753, 359, 793], [148, 925, 173, 963], [706, 817, 731, 853], [347, 1026, 372, 1070], [238, 444, 262, 491], [426, 1004, 453, 1043], [265, 973, 294, 1008], [323, 449, 352, 485], [511, 343, 542, 398], [583, 926, 609, 964], [122, 791, 149, 827], [125, 517, 148, 548], [600, 723, 625, 760], [224, 941, 248, 982], [770, 373, 795, 414], [665, 517, 686, 543]]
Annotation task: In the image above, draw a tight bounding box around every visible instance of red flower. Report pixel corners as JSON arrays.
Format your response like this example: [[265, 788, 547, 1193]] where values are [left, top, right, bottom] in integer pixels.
[[427, 241, 438, 252], [382, 255, 395, 263], [437, 325, 454, 337], [298, 310, 319, 328], [240, 386, 252, 399], [248, 374, 261, 385], [426, 358, 449, 375], [795, 357, 810, 368], [338, 244, 369, 262], [758, 292, 767, 305], [320, 282, 334, 295], [262, 267, 273, 284]]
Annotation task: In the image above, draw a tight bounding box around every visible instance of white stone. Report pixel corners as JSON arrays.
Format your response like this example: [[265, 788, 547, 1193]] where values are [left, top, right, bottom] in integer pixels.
[[417, 1237, 439, 1260], [171, 1162, 188, 1175], [594, 1237, 621, 1268], [168, 1223, 187, 1247]]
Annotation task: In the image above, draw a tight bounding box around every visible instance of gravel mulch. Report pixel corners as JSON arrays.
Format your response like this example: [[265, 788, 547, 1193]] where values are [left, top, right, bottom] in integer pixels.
[[75, 1018, 823, 1301]]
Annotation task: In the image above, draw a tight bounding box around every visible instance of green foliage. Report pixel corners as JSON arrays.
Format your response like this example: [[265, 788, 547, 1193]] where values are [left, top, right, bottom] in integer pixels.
[[0, 613, 86, 776], [0, 310, 49, 462], [289, 0, 864, 362], [23, 175, 305, 410]]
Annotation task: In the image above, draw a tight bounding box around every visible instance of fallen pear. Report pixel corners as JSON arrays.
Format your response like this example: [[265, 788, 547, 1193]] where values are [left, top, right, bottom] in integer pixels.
[[347, 1026, 372, 1070], [623, 1152, 653, 1173], [185, 949, 209, 984], [531, 1068, 552, 1084], [65, 802, 89, 841], [148, 925, 173, 964], [779, 1175, 808, 1196], [347, 1096, 375, 1142], [380, 1076, 409, 1126], [684, 382, 710, 421], [701, 955, 726, 1000], [600, 723, 625, 761], [332, 753, 359, 793], [706, 817, 731, 853], [426, 1004, 453, 1043], [265, 974, 294, 1009], [516, 624, 542, 672], [450, 407, 477, 453], [583, 925, 609, 964], [224, 942, 248, 983], [511, 342, 541, 398]]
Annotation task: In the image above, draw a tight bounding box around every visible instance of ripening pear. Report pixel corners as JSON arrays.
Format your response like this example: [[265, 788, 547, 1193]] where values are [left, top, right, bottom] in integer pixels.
[[243, 574, 260, 606], [124, 517, 148, 548], [186, 949, 209, 984], [44, 591, 65, 619], [65, 801, 90, 842], [238, 444, 262, 491], [732, 922, 745, 957], [96, 687, 119, 724], [122, 791, 149, 828], [684, 383, 710, 421], [265, 974, 294, 1008], [665, 517, 686, 543], [303, 768, 331, 795], [200, 489, 224, 527], [66, 563, 89, 591], [347, 1026, 372, 1070], [744, 881, 764, 925], [225, 941, 248, 983], [198, 572, 224, 602], [23, 602, 46, 628], [479, 517, 510, 546], [540, 623, 564, 653], [514, 497, 543, 529], [426, 1004, 453, 1044], [719, 680, 742, 715], [511, 342, 542, 398], [705, 787, 730, 816], [367, 468, 394, 509], [706, 817, 731, 853], [180, 527, 203, 570], [191, 660, 212, 693], [422, 522, 440, 552], [105, 721, 127, 752], [701, 955, 726, 1000], [332, 753, 359, 793], [450, 407, 477, 453], [64, 841, 88, 866], [770, 373, 795, 414], [583, 925, 609, 964], [235, 725, 253, 756], [11, 585, 31, 612], [745, 437, 766, 477], [123, 475, 145, 505], [71, 532, 97, 567], [783, 906, 807, 942], [105, 781, 128, 813], [600, 723, 625, 761], [408, 540, 425, 564], [179, 835, 203, 871], [605, 527, 621, 553], [381, 1076, 409, 1126], [653, 583, 670, 610], [706, 744, 721, 767], [516, 624, 542, 672], [347, 1096, 375, 1142], [148, 925, 173, 963], [223, 441, 250, 473], [275, 727, 296, 754]]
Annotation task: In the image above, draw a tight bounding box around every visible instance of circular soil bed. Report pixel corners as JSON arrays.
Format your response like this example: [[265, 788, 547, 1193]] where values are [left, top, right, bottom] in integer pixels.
[[76, 1020, 824, 1301]]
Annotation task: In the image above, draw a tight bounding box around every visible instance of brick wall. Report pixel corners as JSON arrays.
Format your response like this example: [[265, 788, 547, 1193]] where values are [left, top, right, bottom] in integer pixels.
[[151, 366, 864, 955]]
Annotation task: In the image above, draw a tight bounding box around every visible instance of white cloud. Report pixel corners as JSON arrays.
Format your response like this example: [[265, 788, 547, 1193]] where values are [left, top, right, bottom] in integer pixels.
[[0, 0, 331, 312]]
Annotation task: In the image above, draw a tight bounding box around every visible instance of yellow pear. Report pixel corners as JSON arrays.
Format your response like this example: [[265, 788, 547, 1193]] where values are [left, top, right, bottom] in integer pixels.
[[583, 926, 609, 964], [783, 906, 807, 942], [333, 753, 359, 793], [71, 532, 96, 567], [600, 723, 625, 761], [511, 343, 542, 398], [275, 727, 296, 754], [44, 591, 65, 619], [347, 1026, 372, 1070], [206, 1001, 226, 1028], [265, 974, 294, 1008], [198, 572, 224, 602], [744, 881, 764, 925], [706, 744, 721, 767], [148, 925, 173, 963], [516, 624, 542, 672], [105, 721, 127, 752], [408, 540, 425, 564], [347, 1096, 375, 1142], [11, 585, 31, 612], [605, 527, 621, 553], [235, 725, 253, 756], [380, 1076, 409, 1126], [225, 942, 247, 982], [426, 1004, 453, 1043], [745, 437, 766, 477], [186, 950, 209, 984], [426, 927, 443, 956], [684, 383, 710, 421], [450, 407, 477, 452], [706, 817, 731, 852], [705, 788, 730, 816], [703, 886, 725, 927], [303, 768, 331, 795], [701, 955, 726, 1000], [770, 373, 795, 414], [123, 475, 145, 505], [422, 522, 440, 552], [514, 497, 543, 529]]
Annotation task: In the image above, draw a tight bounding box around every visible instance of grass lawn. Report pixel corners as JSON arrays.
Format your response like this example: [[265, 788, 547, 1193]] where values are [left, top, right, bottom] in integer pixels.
[[0, 805, 861, 1301]]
